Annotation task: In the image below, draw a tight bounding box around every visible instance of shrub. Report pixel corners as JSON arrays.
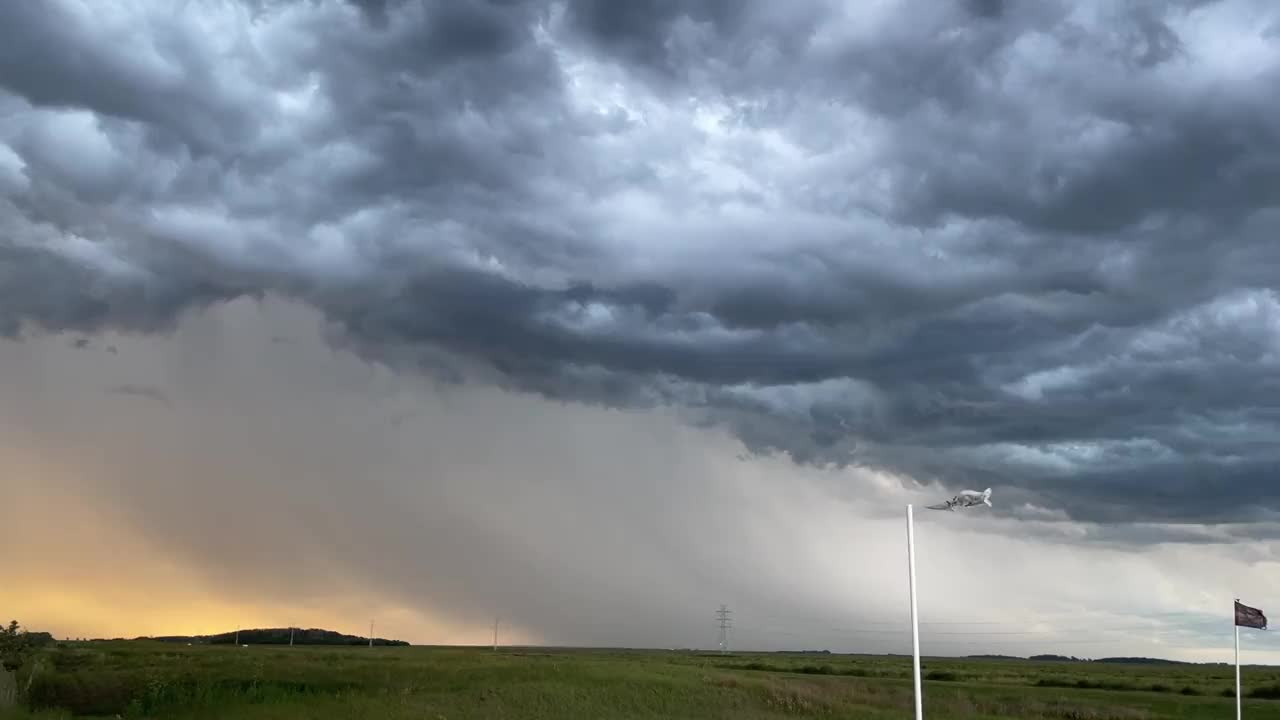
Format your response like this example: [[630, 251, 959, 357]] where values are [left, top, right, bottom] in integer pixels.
[[27, 671, 144, 716], [1247, 685, 1280, 700], [0, 621, 31, 674]]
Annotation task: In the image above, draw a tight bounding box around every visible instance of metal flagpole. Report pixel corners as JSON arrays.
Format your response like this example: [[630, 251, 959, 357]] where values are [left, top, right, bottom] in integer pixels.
[[1233, 597, 1272, 719], [906, 486, 992, 720], [907, 504, 923, 720], [1236, 619, 1241, 720]]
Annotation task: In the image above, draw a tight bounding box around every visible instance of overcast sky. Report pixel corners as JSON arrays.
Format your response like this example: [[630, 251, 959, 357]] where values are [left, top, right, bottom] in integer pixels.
[[4, 0, 1280, 661]]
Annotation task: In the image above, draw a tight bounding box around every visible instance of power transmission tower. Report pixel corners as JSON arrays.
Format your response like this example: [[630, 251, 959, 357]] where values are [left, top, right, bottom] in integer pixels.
[[716, 605, 732, 654]]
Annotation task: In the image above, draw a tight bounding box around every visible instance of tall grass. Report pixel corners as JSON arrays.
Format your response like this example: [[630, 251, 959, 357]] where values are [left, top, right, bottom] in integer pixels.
[[6, 643, 1280, 719]]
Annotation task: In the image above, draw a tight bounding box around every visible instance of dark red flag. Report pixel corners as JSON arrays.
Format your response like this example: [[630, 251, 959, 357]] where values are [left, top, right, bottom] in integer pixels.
[[1236, 600, 1267, 629]]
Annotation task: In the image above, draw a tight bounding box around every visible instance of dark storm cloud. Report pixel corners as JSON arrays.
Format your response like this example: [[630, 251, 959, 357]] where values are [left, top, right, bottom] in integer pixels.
[[3, 0, 1280, 528], [964, 0, 1008, 20], [0, 234, 246, 338], [326, 266, 858, 389], [0, 3, 263, 156], [560, 0, 747, 76], [345, 0, 394, 26]]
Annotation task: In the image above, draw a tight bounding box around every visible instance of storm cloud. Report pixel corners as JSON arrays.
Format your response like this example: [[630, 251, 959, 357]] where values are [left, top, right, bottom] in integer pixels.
[[4, 0, 1280, 530]]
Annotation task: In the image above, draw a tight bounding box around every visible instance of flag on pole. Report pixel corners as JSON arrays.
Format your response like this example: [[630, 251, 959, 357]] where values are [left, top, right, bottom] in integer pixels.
[[1234, 600, 1265, 720], [926, 488, 992, 511], [1236, 600, 1267, 630]]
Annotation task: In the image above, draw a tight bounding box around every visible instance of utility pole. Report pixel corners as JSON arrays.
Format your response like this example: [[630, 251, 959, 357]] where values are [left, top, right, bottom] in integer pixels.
[[716, 605, 732, 654], [492, 618, 500, 651], [369, 619, 375, 649]]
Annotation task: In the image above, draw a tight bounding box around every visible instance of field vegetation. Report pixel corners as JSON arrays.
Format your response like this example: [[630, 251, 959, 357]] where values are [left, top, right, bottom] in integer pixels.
[[5, 640, 1280, 719]]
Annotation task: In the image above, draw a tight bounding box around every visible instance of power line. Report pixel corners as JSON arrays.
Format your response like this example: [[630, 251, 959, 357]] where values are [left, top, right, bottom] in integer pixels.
[[728, 617, 1263, 652], [737, 623, 1229, 638], [742, 608, 1225, 629], [716, 605, 733, 654], [734, 612, 1235, 637]]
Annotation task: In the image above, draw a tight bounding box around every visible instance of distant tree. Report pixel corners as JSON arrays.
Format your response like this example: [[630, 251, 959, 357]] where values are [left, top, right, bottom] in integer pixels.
[[0, 621, 32, 673]]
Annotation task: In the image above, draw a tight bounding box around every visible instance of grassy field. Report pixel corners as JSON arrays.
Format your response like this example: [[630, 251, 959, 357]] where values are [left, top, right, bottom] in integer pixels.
[[6, 642, 1280, 719]]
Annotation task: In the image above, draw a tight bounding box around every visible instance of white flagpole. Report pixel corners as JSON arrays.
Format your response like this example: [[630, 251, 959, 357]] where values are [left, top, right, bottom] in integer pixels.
[[907, 504, 923, 720], [1236, 620, 1241, 720]]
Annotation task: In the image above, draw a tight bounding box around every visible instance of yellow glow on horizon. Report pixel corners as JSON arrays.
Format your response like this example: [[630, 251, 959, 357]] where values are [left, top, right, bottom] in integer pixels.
[[1, 446, 526, 646], [6, 578, 536, 646]]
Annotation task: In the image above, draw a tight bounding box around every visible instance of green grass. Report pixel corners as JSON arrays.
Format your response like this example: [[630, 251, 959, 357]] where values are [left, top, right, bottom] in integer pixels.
[[6, 643, 1280, 719]]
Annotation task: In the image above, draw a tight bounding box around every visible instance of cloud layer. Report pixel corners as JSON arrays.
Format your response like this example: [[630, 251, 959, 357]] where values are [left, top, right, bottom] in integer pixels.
[[4, 1, 1280, 529]]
